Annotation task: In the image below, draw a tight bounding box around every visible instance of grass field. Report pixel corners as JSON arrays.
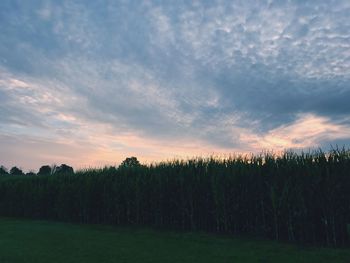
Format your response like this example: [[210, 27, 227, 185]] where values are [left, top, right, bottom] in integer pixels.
[[0, 218, 349, 263]]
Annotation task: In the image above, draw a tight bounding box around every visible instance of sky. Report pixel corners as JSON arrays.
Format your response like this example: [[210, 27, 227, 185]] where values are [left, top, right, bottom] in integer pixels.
[[1, 0, 350, 171]]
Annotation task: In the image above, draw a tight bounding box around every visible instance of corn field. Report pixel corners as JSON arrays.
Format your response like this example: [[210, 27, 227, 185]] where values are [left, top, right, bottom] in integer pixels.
[[0, 149, 350, 247]]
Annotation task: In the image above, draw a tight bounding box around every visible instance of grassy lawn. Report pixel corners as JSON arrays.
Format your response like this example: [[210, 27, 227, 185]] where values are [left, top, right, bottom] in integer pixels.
[[0, 218, 349, 263]]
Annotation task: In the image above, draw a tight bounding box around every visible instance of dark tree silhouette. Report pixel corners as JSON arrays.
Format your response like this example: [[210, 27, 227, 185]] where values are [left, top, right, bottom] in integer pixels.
[[0, 166, 8, 175], [26, 172, 36, 176], [38, 165, 52, 176], [119, 157, 141, 168], [10, 166, 24, 176], [53, 164, 74, 175]]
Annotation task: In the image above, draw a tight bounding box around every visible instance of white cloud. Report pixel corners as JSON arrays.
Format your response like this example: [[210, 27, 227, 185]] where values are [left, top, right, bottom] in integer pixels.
[[241, 113, 350, 151], [161, 1, 350, 79], [0, 0, 349, 170]]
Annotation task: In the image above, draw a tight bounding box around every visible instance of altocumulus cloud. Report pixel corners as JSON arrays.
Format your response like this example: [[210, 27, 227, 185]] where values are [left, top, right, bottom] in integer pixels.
[[0, 0, 349, 170]]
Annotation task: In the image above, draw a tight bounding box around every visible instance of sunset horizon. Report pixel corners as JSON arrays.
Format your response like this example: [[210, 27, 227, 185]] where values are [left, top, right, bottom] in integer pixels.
[[1, 1, 350, 171]]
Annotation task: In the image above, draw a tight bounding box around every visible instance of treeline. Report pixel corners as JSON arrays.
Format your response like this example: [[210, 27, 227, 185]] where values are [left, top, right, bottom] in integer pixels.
[[0, 164, 74, 176], [0, 150, 349, 247], [0, 157, 140, 176]]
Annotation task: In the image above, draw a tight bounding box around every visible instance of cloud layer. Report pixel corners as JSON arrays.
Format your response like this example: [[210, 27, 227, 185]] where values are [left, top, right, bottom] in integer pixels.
[[0, 0, 349, 171]]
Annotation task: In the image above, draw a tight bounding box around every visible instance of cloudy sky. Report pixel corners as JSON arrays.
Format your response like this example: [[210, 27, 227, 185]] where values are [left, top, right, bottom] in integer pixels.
[[1, 0, 350, 171]]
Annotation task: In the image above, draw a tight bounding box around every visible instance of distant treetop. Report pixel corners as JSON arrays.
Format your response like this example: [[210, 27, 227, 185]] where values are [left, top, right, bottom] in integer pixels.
[[53, 164, 74, 175], [38, 165, 52, 176], [0, 166, 8, 175], [119, 157, 141, 169], [10, 166, 24, 176]]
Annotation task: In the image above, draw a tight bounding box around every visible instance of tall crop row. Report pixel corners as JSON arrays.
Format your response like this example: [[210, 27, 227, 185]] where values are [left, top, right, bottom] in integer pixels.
[[0, 149, 349, 247]]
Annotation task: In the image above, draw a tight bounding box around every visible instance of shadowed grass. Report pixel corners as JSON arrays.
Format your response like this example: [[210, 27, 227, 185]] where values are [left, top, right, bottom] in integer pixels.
[[0, 218, 349, 263]]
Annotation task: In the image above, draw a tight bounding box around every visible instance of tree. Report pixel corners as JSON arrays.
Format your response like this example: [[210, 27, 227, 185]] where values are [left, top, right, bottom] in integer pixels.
[[0, 165, 8, 175], [119, 157, 141, 169], [53, 164, 74, 175], [38, 165, 52, 176], [10, 166, 24, 176], [26, 171, 36, 176]]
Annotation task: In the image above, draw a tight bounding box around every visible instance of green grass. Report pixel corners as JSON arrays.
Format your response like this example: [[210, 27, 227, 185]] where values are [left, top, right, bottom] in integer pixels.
[[0, 218, 349, 263]]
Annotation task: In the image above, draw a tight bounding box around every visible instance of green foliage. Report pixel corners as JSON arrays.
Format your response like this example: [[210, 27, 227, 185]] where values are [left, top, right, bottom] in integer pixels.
[[0, 165, 8, 175], [1, 218, 350, 263], [0, 149, 350, 247], [38, 165, 52, 176], [53, 164, 74, 175], [119, 157, 141, 169], [9, 166, 24, 176]]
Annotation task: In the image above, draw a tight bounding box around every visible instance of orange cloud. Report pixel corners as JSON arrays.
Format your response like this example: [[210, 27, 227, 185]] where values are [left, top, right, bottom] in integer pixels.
[[241, 114, 350, 151]]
